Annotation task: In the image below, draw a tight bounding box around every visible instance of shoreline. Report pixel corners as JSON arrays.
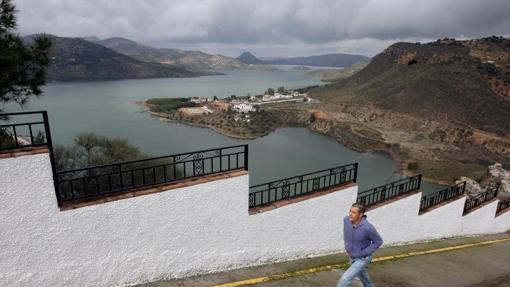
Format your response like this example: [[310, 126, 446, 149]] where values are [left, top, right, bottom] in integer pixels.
[[147, 110, 269, 140]]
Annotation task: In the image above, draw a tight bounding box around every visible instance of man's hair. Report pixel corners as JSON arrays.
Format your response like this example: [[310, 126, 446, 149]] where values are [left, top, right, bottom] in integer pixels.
[[351, 202, 366, 214]]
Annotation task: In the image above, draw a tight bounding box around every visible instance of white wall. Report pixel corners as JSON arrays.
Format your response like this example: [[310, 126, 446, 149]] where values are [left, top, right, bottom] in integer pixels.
[[366, 191, 510, 247], [1, 152, 509, 287], [0, 152, 359, 287]]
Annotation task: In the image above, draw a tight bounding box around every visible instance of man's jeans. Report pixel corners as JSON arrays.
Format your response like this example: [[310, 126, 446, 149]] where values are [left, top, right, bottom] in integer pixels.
[[337, 255, 374, 287]]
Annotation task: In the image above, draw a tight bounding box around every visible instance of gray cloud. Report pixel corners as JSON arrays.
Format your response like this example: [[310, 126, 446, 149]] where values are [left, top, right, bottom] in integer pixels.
[[14, 0, 510, 57]]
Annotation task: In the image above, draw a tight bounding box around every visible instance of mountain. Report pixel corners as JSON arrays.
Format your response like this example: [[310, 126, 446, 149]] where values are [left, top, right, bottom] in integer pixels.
[[237, 52, 370, 67], [40, 36, 203, 81], [237, 52, 264, 64], [93, 37, 175, 64], [313, 36, 510, 135], [94, 37, 250, 71]]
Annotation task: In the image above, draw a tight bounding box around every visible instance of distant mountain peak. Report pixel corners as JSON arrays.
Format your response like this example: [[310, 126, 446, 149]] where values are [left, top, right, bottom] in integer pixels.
[[237, 51, 263, 64], [81, 36, 100, 42]]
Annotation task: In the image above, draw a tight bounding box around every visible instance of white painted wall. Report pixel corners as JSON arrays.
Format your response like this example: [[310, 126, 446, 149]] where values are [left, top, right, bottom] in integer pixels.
[[0, 152, 357, 287], [0, 152, 509, 287], [366, 191, 510, 247]]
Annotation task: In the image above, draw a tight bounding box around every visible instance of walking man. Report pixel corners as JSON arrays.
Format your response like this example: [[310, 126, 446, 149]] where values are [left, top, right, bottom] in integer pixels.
[[337, 203, 383, 287]]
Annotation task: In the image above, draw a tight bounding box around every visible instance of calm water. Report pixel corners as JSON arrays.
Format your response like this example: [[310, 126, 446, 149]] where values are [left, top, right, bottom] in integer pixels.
[[4, 69, 443, 192]]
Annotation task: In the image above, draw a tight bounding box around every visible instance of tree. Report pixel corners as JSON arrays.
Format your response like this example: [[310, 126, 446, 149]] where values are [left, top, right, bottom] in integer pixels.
[[54, 132, 148, 170], [277, 86, 287, 94], [266, 88, 274, 95], [0, 0, 52, 113]]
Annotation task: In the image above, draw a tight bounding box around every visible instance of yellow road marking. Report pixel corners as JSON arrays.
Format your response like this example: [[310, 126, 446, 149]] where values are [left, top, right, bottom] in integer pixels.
[[211, 237, 510, 287]]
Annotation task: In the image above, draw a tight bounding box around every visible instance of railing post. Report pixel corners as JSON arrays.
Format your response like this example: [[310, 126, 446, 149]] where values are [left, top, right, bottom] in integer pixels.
[[42, 111, 61, 207], [244, 144, 249, 171], [353, 163, 358, 182]]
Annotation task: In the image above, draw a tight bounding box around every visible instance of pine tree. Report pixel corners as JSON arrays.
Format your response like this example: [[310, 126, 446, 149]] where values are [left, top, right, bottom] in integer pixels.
[[0, 0, 52, 113]]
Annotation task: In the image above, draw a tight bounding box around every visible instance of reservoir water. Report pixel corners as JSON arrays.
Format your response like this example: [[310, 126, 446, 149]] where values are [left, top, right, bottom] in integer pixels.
[[4, 68, 444, 192]]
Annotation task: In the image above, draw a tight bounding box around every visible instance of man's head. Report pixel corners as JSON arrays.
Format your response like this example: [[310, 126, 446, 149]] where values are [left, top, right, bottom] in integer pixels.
[[349, 203, 366, 223]]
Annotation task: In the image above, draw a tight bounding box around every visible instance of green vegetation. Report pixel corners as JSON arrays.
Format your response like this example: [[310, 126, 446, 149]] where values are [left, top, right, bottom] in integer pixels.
[[146, 98, 198, 112], [152, 104, 288, 139], [0, 0, 52, 112], [54, 132, 148, 170], [277, 86, 288, 94], [407, 162, 419, 170]]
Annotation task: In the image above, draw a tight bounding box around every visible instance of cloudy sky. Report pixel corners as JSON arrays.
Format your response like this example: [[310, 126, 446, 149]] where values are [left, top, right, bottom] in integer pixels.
[[14, 0, 510, 57]]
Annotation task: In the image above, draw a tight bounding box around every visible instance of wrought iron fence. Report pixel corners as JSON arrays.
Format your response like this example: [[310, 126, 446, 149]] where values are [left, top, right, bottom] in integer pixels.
[[249, 163, 358, 208], [0, 111, 52, 151], [419, 181, 466, 212], [56, 145, 248, 204], [496, 198, 510, 215], [357, 175, 422, 208], [463, 184, 499, 215]]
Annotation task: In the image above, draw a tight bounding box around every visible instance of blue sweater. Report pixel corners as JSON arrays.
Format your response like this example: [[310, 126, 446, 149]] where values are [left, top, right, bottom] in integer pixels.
[[343, 215, 383, 259]]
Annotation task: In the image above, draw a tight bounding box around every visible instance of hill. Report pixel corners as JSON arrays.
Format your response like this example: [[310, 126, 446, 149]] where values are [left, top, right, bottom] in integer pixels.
[[314, 36, 510, 135], [237, 52, 264, 64], [94, 37, 250, 71], [94, 37, 175, 64], [237, 52, 370, 67], [41, 36, 203, 81], [303, 36, 510, 183]]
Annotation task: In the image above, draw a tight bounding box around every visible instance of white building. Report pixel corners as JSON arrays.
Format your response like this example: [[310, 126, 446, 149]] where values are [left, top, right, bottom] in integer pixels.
[[233, 102, 256, 113], [190, 97, 211, 104], [262, 92, 305, 102]]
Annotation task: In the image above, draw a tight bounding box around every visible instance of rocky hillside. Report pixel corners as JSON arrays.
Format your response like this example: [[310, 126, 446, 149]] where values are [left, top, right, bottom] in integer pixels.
[[43, 36, 204, 81], [314, 36, 510, 136], [95, 37, 250, 71]]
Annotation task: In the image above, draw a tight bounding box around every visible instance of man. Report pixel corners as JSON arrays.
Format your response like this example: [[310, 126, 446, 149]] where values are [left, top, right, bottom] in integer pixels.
[[337, 203, 383, 287]]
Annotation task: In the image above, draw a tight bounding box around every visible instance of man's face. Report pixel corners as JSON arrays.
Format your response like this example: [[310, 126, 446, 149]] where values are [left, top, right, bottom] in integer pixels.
[[349, 206, 363, 223]]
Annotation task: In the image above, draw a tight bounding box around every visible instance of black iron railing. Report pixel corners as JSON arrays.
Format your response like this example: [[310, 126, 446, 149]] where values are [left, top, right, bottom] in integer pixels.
[[0, 111, 52, 151], [357, 175, 422, 208], [496, 198, 510, 215], [419, 181, 466, 212], [463, 185, 499, 215], [249, 163, 358, 208], [1, 111, 60, 204], [56, 145, 248, 204]]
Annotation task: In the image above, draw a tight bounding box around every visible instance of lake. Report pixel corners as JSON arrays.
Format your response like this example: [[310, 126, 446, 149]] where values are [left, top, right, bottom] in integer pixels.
[[3, 68, 444, 192]]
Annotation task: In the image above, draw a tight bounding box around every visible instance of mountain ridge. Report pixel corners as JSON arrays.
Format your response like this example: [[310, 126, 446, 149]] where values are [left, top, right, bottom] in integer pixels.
[[26, 35, 207, 81], [237, 51, 370, 67], [93, 37, 252, 71]]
